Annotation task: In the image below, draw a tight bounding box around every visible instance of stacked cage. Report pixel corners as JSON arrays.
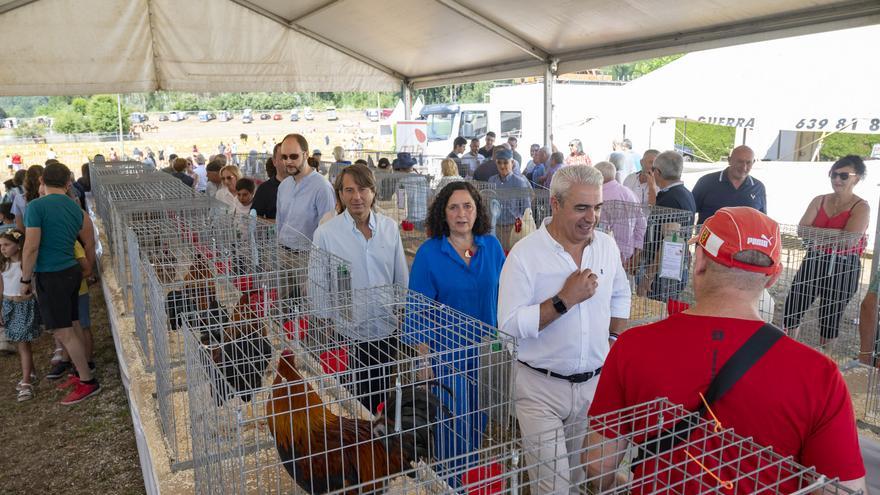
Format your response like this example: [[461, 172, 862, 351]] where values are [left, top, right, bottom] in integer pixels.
[[134, 212, 296, 468], [182, 284, 517, 494], [346, 398, 859, 494], [120, 200, 230, 369]]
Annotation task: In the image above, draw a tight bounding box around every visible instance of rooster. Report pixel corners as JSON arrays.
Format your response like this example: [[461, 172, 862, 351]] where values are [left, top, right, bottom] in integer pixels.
[[268, 351, 450, 494]]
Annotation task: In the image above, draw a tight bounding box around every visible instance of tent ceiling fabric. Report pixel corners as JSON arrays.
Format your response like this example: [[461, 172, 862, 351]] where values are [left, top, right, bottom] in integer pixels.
[[1, 0, 879, 96]]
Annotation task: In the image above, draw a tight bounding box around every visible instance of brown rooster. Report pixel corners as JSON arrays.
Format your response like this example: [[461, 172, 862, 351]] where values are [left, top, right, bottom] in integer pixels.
[[267, 351, 449, 494]]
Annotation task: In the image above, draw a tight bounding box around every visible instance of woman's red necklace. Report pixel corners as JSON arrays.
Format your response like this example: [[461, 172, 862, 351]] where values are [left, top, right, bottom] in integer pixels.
[[450, 237, 475, 258]]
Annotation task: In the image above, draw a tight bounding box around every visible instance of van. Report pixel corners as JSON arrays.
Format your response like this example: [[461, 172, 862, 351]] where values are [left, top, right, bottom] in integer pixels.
[[303, 107, 314, 121], [366, 109, 380, 122], [242, 109, 253, 124], [326, 107, 338, 121]]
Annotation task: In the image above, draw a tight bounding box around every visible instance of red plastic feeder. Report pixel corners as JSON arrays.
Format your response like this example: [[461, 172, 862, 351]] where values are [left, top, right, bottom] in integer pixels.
[[233, 276, 254, 293], [319, 347, 349, 374], [401, 220, 414, 232], [461, 462, 504, 495]]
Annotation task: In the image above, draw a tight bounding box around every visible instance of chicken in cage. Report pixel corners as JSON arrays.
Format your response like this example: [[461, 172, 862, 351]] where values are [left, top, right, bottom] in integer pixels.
[[133, 213, 342, 468], [181, 285, 517, 495]]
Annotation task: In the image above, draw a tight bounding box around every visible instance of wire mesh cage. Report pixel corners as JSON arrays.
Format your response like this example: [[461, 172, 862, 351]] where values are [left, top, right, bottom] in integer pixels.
[[332, 398, 859, 494], [373, 172, 433, 257], [92, 170, 188, 227], [592, 201, 870, 364], [138, 216, 351, 468], [478, 186, 546, 253], [232, 152, 271, 181], [594, 200, 697, 327], [182, 284, 517, 494], [95, 179, 197, 250], [774, 224, 869, 363], [113, 198, 220, 314]]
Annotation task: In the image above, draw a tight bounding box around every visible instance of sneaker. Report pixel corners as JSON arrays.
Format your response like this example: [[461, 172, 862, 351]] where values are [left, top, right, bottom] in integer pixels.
[[56, 374, 80, 391], [50, 347, 64, 364], [60, 381, 101, 405], [46, 361, 72, 380], [17, 383, 34, 402]]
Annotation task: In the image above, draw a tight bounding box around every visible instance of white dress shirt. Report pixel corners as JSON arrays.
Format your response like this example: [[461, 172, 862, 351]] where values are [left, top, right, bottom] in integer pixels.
[[498, 217, 631, 374], [623, 171, 650, 205], [312, 209, 408, 340], [313, 209, 408, 291]]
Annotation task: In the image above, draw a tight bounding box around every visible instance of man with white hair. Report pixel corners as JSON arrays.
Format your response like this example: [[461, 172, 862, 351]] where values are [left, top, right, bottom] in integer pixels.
[[595, 161, 646, 267], [622, 149, 659, 205], [588, 207, 866, 492], [498, 165, 631, 494]]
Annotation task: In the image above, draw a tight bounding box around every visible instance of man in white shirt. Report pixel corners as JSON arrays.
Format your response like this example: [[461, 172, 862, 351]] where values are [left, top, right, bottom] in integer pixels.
[[313, 164, 408, 411], [498, 165, 630, 494], [459, 138, 484, 178], [622, 149, 659, 205]]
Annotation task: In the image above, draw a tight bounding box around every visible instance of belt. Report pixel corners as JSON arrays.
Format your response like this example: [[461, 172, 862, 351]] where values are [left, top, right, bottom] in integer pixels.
[[518, 360, 601, 383]]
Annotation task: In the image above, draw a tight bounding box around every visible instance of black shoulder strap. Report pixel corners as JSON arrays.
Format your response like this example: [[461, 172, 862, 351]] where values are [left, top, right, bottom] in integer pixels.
[[632, 323, 784, 467]]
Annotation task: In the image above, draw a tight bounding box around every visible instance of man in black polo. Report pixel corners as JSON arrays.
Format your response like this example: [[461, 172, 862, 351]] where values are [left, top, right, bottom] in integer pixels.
[[692, 145, 766, 224], [251, 142, 285, 220], [448, 136, 467, 159], [478, 131, 496, 159]]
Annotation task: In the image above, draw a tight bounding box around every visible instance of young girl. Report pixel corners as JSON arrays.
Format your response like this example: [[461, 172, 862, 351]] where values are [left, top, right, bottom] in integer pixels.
[[0, 229, 42, 401]]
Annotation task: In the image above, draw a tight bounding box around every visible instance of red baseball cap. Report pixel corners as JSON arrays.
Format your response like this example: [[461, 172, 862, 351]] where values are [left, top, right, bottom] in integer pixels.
[[691, 207, 781, 275]]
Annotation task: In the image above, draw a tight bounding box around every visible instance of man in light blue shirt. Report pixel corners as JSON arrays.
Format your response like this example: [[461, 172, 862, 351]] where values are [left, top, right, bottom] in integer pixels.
[[275, 133, 336, 246], [312, 164, 408, 412], [487, 148, 532, 250]]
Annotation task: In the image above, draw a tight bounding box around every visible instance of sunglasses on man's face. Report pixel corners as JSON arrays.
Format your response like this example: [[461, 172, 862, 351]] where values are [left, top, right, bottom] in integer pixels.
[[279, 153, 301, 161], [829, 171, 855, 180]]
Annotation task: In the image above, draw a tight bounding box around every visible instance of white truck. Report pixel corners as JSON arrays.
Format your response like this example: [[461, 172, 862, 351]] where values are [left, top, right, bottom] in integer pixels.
[[415, 102, 539, 157]]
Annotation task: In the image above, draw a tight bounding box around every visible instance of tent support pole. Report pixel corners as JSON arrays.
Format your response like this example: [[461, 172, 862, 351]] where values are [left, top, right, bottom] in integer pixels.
[[117, 94, 124, 157], [402, 82, 413, 120], [543, 60, 557, 149]]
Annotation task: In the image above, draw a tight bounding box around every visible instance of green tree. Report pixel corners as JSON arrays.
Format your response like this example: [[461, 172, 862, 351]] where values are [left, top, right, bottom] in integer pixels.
[[53, 107, 90, 134], [675, 120, 734, 162], [71, 97, 88, 114], [86, 95, 129, 134], [819, 132, 880, 160], [0, 107, 6, 120]]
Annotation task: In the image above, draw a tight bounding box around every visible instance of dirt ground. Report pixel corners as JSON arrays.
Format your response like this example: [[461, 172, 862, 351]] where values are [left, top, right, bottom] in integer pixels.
[[0, 283, 144, 494]]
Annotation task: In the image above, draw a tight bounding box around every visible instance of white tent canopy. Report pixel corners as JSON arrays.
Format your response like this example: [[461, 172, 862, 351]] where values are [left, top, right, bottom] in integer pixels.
[[1, 0, 879, 95], [626, 24, 880, 133]]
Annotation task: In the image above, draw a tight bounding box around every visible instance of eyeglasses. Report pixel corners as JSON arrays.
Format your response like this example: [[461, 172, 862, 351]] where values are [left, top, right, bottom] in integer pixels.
[[279, 153, 301, 161], [829, 171, 855, 180]]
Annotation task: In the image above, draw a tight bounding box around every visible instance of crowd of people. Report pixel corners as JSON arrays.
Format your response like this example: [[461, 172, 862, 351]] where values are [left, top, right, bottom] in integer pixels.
[[0, 128, 874, 492]]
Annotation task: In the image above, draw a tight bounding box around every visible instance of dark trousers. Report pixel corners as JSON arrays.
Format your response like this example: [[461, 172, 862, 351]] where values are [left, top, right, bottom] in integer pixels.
[[352, 336, 398, 414], [783, 250, 861, 339]]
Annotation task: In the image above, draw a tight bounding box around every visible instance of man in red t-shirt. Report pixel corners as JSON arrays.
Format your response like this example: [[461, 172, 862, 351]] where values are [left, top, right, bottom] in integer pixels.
[[586, 207, 866, 492]]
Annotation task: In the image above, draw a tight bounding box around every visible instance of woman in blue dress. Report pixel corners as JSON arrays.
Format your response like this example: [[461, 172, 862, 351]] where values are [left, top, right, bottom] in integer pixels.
[[407, 181, 505, 479]]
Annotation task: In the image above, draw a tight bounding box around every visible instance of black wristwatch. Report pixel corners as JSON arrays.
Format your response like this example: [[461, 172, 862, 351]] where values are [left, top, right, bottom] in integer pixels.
[[20, 278, 31, 285], [551, 295, 568, 315]]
